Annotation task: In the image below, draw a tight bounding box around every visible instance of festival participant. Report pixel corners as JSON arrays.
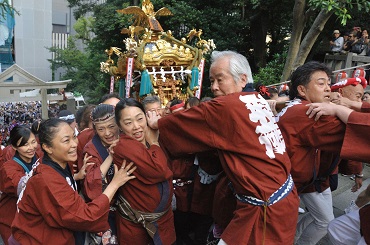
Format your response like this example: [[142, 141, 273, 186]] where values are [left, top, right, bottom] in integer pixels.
[[171, 97, 221, 245], [99, 93, 121, 106], [83, 104, 122, 242], [169, 99, 185, 113], [142, 95, 164, 116], [0, 146, 15, 168], [163, 100, 172, 117], [75, 105, 95, 132], [276, 61, 347, 244], [185, 97, 200, 109], [190, 153, 223, 245], [166, 98, 196, 244], [10, 118, 136, 245], [363, 91, 370, 102], [330, 77, 367, 192], [58, 109, 78, 136], [113, 98, 175, 245], [0, 126, 42, 244], [75, 105, 96, 177], [147, 50, 299, 245], [306, 101, 370, 245]]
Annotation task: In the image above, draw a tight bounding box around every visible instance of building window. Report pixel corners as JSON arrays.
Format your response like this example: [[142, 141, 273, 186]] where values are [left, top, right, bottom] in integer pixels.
[[53, 24, 68, 34]]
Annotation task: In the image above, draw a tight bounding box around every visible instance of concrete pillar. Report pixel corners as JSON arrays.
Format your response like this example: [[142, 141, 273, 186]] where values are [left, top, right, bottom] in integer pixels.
[[41, 88, 49, 120]]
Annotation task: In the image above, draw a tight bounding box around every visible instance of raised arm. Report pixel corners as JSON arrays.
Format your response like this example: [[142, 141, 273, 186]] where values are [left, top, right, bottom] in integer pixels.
[[306, 103, 353, 124]]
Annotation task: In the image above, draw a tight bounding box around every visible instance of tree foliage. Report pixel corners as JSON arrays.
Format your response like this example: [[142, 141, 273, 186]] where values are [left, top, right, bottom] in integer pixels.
[[0, 1, 18, 18], [54, 0, 370, 100], [280, 0, 370, 82], [253, 52, 287, 85]]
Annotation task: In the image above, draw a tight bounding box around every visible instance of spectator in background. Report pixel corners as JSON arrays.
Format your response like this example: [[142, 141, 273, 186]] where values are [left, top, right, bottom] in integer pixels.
[[350, 30, 368, 55], [343, 32, 355, 53], [352, 27, 362, 37], [330, 30, 344, 53]]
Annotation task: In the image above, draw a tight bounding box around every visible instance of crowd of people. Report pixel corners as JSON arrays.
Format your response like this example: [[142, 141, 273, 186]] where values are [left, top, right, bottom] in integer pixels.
[[330, 26, 370, 56], [0, 50, 369, 245], [0, 102, 63, 146]]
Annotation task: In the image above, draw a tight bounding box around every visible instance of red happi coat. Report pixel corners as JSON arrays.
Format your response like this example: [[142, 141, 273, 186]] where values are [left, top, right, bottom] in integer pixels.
[[77, 128, 95, 171], [191, 152, 223, 216], [211, 174, 236, 228], [341, 102, 370, 162], [0, 146, 3, 166], [158, 92, 299, 245], [11, 161, 110, 245], [338, 159, 363, 175], [168, 156, 195, 212], [82, 136, 110, 201], [112, 135, 175, 245], [0, 146, 15, 168], [276, 99, 345, 193], [339, 104, 370, 244], [0, 151, 43, 244]]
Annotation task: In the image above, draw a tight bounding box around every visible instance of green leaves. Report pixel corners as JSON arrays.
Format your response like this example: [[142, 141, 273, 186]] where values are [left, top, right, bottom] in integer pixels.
[[253, 52, 287, 86], [308, 0, 369, 26]]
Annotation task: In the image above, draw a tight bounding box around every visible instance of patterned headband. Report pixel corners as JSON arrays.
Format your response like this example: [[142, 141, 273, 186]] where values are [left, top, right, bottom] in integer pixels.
[[91, 105, 115, 124], [92, 113, 115, 124]]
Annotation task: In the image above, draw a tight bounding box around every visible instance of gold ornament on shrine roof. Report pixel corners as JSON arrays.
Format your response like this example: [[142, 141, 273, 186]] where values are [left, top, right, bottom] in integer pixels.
[[100, 0, 216, 105]]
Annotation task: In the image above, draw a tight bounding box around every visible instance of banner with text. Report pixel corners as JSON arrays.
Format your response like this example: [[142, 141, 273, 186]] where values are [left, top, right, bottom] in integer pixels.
[[126, 58, 134, 98], [110, 76, 114, 94]]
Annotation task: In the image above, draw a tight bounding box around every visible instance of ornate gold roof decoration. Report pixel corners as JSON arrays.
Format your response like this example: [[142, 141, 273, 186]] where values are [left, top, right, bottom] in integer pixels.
[[100, 0, 216, 105]]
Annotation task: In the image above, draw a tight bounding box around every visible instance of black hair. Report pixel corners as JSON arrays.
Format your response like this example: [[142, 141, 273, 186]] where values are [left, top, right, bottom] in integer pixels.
[[99, 93, 121, 104], [38, 118, 68, 151], [170, 98, 183, 107], [185, 97, 200, 108], [201, 97, 212, 102], [115, 98, 145, 126], [31, 120, 42, 135], [289, 61, 331, 100], [91, 104, 115, 130], [255, 82, 278, 99], [10, 125, 32, 147], [91, 104, 114, 120], [75, 105, 95, 131]]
